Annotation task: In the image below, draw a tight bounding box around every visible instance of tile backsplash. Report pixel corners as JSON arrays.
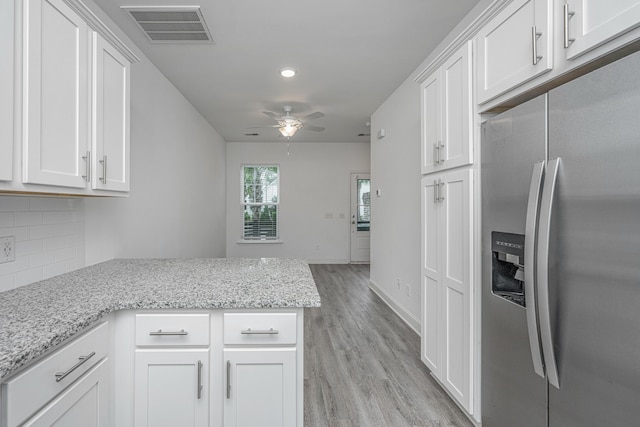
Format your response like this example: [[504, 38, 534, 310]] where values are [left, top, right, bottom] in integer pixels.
[[0, 196, 85, 292]]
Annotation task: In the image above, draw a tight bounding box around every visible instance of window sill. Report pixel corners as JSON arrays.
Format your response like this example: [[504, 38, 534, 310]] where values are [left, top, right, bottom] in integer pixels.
[[236, 239, 284, 244]]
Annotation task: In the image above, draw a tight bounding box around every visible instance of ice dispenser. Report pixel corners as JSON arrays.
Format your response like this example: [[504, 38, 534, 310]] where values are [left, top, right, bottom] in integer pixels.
[[491, 231, 526, 307]]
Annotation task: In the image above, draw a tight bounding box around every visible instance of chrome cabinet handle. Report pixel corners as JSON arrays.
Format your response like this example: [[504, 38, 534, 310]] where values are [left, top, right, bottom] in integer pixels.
[[433, 143, 439, 166], [433, 179, 439, 204], [54, 352, 96, 382], [226, 360, 231, 399], [197, 360, 203, 399], [537, 157, 561, 389], [438, 143, 445, 165], [149, 329, 188, 336], [99, 155, 107, 183], [524, 161, 546, 379], [563, 4, 575, 48], [437, 179, 445, 203], [532, 26, 543, 65], [241, 328, 279, 335], [81, 151, 91, 182]]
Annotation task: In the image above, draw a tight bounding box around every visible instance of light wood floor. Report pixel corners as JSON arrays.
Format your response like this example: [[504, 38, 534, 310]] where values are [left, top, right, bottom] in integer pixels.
[[304, 264, 473, 427]]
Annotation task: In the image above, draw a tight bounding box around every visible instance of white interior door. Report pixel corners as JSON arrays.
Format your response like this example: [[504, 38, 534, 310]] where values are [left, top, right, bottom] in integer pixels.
[[350, 173, 370, 263]]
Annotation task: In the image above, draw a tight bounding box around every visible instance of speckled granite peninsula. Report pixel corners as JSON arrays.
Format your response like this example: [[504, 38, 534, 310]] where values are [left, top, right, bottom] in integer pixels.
[[0, 258, 321, 380]]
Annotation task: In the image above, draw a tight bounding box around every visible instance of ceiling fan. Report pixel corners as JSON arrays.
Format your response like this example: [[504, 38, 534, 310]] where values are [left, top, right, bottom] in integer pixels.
[[249, 106, 325, 138]]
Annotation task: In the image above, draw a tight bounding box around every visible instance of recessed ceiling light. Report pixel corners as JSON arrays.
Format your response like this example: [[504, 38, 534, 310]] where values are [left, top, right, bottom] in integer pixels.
[[280, 67, 296, 78]]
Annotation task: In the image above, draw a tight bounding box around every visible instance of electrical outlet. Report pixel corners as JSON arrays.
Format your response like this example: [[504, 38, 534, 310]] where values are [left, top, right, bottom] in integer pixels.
[[1, 236, 15, 264]]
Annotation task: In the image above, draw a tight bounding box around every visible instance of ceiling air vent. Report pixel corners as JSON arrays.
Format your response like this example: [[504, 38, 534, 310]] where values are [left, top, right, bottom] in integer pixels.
[[121, 6, 213, 43]]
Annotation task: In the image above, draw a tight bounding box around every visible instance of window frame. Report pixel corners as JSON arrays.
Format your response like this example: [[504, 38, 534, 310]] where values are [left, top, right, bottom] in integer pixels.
[[240, 164, 280, 241]]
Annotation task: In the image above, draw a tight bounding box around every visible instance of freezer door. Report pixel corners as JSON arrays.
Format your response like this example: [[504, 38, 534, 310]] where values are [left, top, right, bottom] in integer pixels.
[[548, 50, 640, 427], [481, 94, 547, 427]]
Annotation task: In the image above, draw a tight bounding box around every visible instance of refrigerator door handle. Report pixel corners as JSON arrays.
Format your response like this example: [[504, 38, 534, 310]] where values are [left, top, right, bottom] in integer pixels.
[[537, 157, 561, 389], [524, 161, 546, 379]]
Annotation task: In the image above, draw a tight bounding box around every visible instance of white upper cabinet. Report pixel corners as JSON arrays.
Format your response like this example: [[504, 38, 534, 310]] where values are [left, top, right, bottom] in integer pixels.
[[421, 73, 440, 174], [476, 0, 553, 104], [0, 0, 13, 182], [23, 0, 90, 188], [2, 0, 137, 195], [92, 33, 130, 192], [421, 41, 473, 174], [563, 0, 640, 59]]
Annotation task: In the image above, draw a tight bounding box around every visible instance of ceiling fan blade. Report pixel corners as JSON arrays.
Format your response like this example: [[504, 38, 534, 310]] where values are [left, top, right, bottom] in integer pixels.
[[262, 111, 279, 119], [246, 125, 279, 129], [304, 125, 325, 132], [302, 111, 324, 121]]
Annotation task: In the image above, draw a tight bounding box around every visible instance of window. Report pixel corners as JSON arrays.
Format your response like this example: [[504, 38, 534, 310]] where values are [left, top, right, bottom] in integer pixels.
[[242, 165, 279, 240], [357, 178, 371, 231]]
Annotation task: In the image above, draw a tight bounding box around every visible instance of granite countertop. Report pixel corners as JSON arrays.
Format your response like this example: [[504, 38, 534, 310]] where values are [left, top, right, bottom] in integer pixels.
[[0, 258, 321, 381]]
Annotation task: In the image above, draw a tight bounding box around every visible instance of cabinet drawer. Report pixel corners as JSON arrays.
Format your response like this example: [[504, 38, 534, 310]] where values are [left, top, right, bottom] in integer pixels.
[[1, 321, 108, 427], [135, 313, 210, 346], [224, 313, 297, 345]]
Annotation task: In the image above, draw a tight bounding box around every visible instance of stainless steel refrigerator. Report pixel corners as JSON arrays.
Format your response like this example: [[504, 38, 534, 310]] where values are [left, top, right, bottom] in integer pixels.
[[481, 50, 640, 427]]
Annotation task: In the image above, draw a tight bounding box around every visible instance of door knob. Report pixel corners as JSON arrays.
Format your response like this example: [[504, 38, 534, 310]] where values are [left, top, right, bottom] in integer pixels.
[[351, 221, 356, 224]]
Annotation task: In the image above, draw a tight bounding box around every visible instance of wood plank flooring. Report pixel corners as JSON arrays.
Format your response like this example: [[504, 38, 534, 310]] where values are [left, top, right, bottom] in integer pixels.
[[304, 264, 473, 427]]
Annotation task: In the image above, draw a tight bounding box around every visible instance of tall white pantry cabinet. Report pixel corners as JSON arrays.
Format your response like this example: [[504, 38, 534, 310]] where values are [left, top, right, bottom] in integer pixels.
[[418, 40, 476, 418]]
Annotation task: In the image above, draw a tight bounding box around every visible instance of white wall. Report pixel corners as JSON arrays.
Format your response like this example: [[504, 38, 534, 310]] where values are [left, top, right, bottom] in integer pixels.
[[369, 0, 496, 332], [0, 196, 85, 291], [226, 142, 369, 263], [84, 57, 227, 265], [74, 0, 228, 265], [369, 80, 422, 331]]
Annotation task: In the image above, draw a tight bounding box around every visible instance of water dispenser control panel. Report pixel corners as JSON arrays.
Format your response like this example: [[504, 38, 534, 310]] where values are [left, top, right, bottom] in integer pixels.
[[491, 231, 526, 307]]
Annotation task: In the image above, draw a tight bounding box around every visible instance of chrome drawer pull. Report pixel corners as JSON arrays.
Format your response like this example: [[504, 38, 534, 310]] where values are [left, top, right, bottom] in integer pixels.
[[54, 352, 96, 382], [226, 360, 231, 399], [197, 360, 203, 399], [241, 328, 279, 335], [149, 329, 188, 336]]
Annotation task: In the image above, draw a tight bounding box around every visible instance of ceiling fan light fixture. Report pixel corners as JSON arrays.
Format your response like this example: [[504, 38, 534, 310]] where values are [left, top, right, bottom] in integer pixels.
[[280, 67, 296, 78], [279, 123, 299, 137]]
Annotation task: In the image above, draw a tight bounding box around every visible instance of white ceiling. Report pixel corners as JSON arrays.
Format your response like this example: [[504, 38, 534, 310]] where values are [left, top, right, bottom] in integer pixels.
[[93, 0, 481, 143]]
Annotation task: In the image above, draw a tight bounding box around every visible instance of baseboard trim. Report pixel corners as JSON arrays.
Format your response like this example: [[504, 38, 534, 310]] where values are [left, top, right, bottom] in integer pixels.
[[368, 279, 421, 335], [305, 259, 350, 264]]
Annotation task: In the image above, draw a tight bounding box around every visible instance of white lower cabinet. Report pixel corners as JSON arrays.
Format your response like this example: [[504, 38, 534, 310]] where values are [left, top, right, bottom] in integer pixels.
[[421, 169, 474, 413], [134, 349, 209, 427], [0, 322, 109, 427], [224, 348, 296, 427], [23, 359, 110, 427]]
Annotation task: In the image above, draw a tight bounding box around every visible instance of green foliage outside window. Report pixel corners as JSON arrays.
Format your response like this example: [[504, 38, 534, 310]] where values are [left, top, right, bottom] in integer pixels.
[[242, 166, 279, 239]]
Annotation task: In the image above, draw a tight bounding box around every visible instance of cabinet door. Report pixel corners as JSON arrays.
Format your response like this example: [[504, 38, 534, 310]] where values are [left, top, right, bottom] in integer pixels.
[[134, 349, 209, 427], [476, 0, 552, 104], [92, 33, 130, 192], [0, 0, 13, 182], [421, 177, 441, 374], [421, 71, 441, 174], [23, 0, 89, 188], [224, 348, 296, 427], [564, 0, 640, 59], [439, 169, 473, 413], [440, 42, 473, 171], [23, 359, 110, 427]]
